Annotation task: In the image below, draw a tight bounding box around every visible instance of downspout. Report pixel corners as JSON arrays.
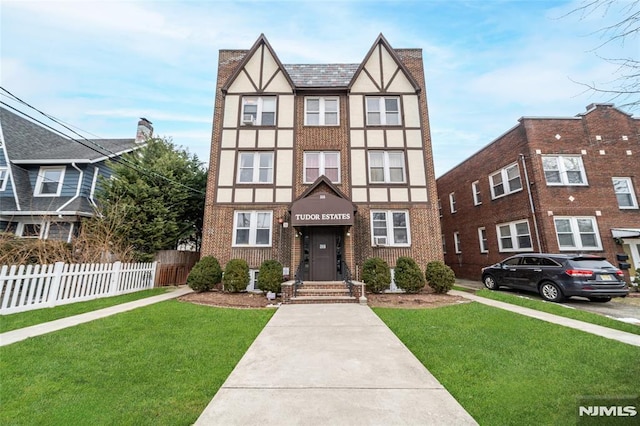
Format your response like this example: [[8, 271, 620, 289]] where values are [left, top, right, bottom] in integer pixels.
[[520, 154, 542, 252], [88, 166, 99, 209], [57, 162, 83, 212]]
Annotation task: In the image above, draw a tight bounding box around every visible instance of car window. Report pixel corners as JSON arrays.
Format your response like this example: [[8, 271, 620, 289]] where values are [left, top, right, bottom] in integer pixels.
[[504, 257, 521, 266], [569, 259, 616, 269], [521, 257, 540, 266], [540, 258, 561, 266]]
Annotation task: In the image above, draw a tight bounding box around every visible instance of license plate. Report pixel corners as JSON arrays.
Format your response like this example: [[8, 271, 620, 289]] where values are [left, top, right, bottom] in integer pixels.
[[599, 274, 614, 281]]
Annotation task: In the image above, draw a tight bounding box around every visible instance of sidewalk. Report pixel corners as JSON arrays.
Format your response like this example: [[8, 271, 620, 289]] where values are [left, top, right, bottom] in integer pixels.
[[195, 303, 478, 425], [0, 286, 193, 347]]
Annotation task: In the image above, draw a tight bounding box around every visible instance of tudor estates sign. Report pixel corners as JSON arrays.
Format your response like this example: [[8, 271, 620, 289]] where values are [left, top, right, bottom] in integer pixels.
[[290, 192, 355, 226]]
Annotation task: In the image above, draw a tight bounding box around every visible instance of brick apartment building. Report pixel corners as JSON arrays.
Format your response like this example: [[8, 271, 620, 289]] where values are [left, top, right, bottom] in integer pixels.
[[201, 34, 442, 291], [437, 103, 640, 282]]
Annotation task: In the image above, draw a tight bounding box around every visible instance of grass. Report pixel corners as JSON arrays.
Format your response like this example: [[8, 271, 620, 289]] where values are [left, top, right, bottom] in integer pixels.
[[0, 287, 169, 333], [475, 288, 640, 336], [375, 303, 640, 426], [0, 300, 274, 425]]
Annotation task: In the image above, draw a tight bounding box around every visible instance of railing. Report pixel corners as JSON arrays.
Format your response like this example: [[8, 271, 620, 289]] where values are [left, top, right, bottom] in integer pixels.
[[0, 261, 157, 315], [341, 260, 354, 297], [294, 260, 304, 297]]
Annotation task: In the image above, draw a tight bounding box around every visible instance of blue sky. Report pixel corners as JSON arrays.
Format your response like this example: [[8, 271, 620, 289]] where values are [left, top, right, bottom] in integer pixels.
[[1, 0, 635, 176]]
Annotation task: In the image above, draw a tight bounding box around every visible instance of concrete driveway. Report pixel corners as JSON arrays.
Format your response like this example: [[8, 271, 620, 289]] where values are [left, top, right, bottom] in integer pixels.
[[456, 279, 640, 325]]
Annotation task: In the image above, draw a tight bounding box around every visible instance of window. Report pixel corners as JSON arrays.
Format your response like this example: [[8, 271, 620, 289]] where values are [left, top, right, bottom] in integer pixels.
[[370, 210, 410, 246], [472, 181, 482, 206], [542, 156, 587, 186], [478, 227, 488, 253], [449, 192, 456, 213], [366, 96, 400, 125], [19, 223, 43, 238], [35, 166, 65, 196], [489, 163, 522, 199], [442, 233, 446, 254], [438, 199, 442, 217], [305, 97, 338, 125], [554, 217, 602, 250], [454, 232, 462, 254], [497, 220, 533, 252], [0, 167, 7, 191], [233, 211, 272, 246], [237, 152, 273, 183], [368, 151, 405, 183], [304, 152, 340, 183], [242, 96, 276, 126], [612, 177, 638, 209]]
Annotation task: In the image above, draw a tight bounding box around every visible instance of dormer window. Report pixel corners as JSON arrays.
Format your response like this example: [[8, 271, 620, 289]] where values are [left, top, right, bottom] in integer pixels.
[[242, 97, 276, 126], [366, 96, 400, 126], [35, 166, 65, 197]]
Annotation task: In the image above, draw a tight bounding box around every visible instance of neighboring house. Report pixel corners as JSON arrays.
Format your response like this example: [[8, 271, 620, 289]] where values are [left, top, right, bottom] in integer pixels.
[[0, 106, 153, 242], [201, 34, 442, 291], [437, 103, 640, 282]]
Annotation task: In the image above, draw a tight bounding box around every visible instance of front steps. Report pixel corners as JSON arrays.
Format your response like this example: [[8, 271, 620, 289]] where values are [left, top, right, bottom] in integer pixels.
[[289, 281, 358, 304]]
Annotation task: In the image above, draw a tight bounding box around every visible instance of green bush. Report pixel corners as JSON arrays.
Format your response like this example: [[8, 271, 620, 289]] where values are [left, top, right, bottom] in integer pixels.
[[394, 256, 425, 293], [223, 259, 250, 293], [186, 256, 222, 292], [425, 260, 456, 294], [257, 260, 283, 293], [362, 257, 391, 293]]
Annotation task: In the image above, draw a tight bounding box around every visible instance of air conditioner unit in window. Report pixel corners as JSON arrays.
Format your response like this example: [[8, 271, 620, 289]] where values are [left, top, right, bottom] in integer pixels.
[[374, 236, 387, 247], [242, 115, 255, 125]]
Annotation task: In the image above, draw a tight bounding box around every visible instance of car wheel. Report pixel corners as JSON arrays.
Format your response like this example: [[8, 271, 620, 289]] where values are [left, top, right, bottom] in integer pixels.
[[539, 281, 564, 302], [483, 275, 500, 290], [588, 297, 612, 303]]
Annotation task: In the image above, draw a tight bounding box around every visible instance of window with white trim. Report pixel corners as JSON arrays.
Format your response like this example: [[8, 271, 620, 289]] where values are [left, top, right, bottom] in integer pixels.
[[35, 166, 65, 196], [478, 227, 488, 253], [542, 156, 587, 186], [472, 181, 482, 205], [304, 152, 340, 183], [19, 222, 43, 239], [554, 217, 602, 250], [489, 163, 522, 199], [305, 97, 339, 125], [449, 192, 457, 213], [233, 211, 273, 247], [370, 210, 410, 246], [242, 96, 276, 126], [612, 177, 638, 209], [454, 232, 462, 254], [368, 151, 405, 183], [366, 96, 400, 125], [237, 152, 273, 183], [0, 167, 7, 191], [497, 220, 532, 252]]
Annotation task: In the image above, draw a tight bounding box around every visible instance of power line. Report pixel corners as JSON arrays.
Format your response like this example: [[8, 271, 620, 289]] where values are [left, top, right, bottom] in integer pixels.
[[0, 88, 205, 195]]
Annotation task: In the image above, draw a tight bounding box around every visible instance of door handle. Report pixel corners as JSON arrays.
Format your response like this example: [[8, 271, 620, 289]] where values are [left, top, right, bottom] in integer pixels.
[[533, 269, 542, 272]]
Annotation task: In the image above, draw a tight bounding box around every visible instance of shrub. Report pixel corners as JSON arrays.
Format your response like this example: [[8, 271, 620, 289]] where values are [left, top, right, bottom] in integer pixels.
[[425, 260, 456, 294], [223, 259, 250, 293], [632, 268, 640, 292], [394, 256, 425, 293], [362, 257, 391, 293], [186, 256, 222, 292], [258, 260, 283, 293]]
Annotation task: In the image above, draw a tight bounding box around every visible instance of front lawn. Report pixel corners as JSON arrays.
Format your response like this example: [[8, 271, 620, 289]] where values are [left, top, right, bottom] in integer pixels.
[[0, 287, 169, 333], [375, 302, 640, 425], [475, 288, 640, 335], [0, 300, 274, 425]]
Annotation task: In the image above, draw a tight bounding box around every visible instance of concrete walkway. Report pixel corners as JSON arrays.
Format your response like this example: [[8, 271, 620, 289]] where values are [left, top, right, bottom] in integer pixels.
[[450, 290, 640, 347], [0, 286, 193, 347], [195, 303, 478, 425]]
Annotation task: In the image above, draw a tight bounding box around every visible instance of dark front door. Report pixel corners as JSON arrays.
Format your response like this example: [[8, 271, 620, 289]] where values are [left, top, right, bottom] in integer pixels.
[[309, 227, 337, 281]]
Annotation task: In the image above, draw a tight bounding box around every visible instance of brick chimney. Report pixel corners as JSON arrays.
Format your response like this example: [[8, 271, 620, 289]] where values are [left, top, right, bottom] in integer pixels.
[[135, 118, 153, 143]]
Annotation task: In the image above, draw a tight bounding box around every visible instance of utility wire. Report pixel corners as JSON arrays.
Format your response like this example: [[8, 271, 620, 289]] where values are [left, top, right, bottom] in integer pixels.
[[0, 88, 205, 195]]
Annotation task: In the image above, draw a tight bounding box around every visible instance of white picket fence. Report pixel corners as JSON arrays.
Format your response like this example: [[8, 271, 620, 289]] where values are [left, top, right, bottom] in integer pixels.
[[0, 261, 157, 315]]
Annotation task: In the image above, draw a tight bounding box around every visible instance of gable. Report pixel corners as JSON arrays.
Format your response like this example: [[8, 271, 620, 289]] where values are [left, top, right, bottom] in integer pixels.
[[350, 35, 420, 94], [224, 35, 294, 94]]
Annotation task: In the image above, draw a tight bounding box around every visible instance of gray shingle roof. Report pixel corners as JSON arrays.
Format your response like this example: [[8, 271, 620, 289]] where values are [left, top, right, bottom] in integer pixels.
[[283, 64, 359, 88], [0, 107, 138, 162]]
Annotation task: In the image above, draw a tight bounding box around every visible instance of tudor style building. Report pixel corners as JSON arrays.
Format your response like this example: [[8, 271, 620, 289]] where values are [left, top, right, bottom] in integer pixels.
[[437, 103, 640, 282], [201, 34, 442, 292]]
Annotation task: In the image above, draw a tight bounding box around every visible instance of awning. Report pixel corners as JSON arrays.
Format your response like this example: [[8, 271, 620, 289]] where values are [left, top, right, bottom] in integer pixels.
[[290, 192, 355, 226], [611, 228, 640, 239]]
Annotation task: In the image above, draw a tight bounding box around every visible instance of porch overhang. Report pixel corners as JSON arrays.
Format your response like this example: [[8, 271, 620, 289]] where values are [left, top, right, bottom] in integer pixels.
[[611, 228, 640, 239], [290, 192, 355, 226]]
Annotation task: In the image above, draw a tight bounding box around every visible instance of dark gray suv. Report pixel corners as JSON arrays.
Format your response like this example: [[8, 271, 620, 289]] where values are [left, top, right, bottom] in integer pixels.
[[481, 253, 629, 302]]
